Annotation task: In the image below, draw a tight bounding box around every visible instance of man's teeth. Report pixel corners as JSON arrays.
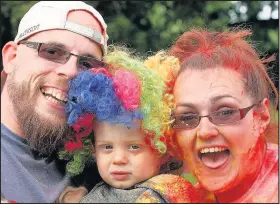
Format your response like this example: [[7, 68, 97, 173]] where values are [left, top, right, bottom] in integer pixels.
[[45, 95, 62, 104], [200, 147, 227, 154], [41, 87, 67, 103]]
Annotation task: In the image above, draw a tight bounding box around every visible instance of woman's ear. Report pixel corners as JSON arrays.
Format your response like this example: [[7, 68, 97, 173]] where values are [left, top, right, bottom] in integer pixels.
[[258, 98, 271, 134], [2, 41, 18, 74]]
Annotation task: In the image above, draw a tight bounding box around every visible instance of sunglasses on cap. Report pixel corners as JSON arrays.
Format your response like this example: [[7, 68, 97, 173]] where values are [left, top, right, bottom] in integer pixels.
[[19, 41, 107, 70]]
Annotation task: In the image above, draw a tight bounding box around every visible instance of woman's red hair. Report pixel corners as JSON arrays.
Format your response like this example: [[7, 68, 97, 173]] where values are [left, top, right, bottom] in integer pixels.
[[168, 28, 278, 147]]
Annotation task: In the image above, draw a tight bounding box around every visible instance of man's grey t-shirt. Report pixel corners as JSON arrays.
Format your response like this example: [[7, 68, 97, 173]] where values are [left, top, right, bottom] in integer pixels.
[[1, 123, 70, 203]]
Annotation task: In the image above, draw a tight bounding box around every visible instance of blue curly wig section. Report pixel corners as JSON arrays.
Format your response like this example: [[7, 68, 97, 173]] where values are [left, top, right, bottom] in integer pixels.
[[65, 70, 143, 128]]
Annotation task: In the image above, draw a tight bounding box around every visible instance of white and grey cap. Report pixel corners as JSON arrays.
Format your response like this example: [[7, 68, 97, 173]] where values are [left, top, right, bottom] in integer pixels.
[[14, 1, 109, 55]]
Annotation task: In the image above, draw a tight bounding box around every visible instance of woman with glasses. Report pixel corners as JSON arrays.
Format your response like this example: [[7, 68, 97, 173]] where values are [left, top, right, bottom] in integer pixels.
[[166, 28, 278, 203]]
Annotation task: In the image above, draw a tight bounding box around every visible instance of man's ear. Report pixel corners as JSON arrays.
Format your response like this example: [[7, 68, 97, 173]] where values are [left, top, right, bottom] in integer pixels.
[[258, 98, 271, 134], [2, 41, 18, 74]]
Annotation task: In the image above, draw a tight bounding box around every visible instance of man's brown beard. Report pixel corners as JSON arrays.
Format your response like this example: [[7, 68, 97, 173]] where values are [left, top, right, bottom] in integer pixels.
[[6, 69, 73, 156]]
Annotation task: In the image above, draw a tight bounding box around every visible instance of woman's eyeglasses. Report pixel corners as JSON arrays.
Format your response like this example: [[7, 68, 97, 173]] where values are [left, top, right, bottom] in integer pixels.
[[19, 41, 107, 70], [172, 101, 262, 129]]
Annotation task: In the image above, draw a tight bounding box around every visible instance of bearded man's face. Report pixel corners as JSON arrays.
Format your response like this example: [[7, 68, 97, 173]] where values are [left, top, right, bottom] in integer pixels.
[[6, 63, 72, 155]]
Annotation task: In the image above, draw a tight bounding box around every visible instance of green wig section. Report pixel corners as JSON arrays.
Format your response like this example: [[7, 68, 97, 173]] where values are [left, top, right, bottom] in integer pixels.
[[105, 47, 169, 154]]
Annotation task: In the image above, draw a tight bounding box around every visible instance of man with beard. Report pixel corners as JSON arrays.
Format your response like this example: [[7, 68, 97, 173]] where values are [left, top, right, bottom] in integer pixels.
[[1, 1, 108, 203]]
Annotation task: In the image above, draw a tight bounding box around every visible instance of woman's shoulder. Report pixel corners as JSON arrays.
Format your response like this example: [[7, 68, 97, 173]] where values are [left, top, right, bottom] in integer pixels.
[[137, 174, 216, 203]]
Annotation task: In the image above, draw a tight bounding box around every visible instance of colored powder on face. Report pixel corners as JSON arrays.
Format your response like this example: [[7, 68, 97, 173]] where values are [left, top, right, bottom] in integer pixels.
[[247, 134, 263, 158], [253, 111, 258, 117], [196, 139, 202, 147]]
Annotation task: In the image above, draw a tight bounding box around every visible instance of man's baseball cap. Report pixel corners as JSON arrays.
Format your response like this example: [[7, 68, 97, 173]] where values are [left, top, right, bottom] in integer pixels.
[[14, 1, 108, 55], [1, 1, 108, 91]]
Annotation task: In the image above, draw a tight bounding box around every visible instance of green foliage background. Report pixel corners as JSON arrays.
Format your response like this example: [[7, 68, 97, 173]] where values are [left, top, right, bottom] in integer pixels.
[[1, 1, 279, 89]]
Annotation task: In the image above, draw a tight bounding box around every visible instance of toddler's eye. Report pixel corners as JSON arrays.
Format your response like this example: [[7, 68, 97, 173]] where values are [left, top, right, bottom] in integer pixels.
[[104, 145, 113, 150], [129, 145, 140, 150]]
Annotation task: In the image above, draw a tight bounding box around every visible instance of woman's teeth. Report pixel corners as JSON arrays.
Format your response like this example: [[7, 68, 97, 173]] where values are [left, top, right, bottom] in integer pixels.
[[199, 147, 230, 169], [200, 147, 228, 154]]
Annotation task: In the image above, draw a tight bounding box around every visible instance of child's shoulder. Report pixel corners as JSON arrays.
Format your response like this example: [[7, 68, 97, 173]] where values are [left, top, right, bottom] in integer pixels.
[[136, 174, 216, 203]]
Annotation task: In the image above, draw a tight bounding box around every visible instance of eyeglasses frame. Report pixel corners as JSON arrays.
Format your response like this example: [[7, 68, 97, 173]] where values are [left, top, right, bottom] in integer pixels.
[[19, 40, 106, 68], [171, 100, 262, 129]]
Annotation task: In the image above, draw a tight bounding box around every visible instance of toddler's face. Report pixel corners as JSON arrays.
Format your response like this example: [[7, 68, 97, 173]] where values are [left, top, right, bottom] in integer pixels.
[[94, 122, 162, 189]]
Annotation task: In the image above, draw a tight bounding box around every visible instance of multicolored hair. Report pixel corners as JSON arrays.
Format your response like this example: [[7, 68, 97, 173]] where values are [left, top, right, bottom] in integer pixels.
[[168, 28, 278, 152], [59, 46, 180, 176]]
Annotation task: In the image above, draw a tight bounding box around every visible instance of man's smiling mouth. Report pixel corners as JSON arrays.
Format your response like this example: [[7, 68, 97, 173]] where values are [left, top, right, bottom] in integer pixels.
[[41, 87, 68, 105]]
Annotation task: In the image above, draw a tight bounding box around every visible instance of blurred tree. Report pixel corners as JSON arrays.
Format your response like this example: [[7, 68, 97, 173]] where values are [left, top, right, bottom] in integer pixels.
[[1, 1, 37, 48], [1, 1, 278, 89]]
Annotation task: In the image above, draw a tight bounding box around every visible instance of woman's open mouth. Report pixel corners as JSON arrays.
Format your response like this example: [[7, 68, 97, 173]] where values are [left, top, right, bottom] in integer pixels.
[[199, 147, 230, 169]]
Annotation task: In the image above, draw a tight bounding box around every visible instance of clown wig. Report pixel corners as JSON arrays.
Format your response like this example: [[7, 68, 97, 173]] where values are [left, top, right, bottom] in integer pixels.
[[59, 46, 180, 176]]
